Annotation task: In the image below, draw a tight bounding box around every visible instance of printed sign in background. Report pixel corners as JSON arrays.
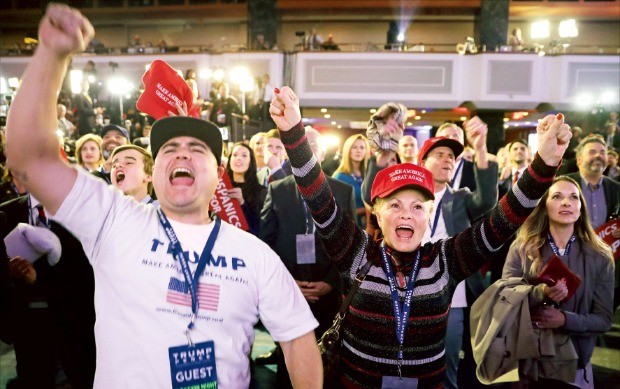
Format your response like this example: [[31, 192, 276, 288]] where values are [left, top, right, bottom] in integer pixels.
[[596, 219, 619, 261], [209, 172, 249, 231]]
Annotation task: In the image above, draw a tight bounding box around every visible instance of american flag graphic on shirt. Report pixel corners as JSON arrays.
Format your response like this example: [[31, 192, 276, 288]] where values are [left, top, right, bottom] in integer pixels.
[[166, 277, 220, 311]]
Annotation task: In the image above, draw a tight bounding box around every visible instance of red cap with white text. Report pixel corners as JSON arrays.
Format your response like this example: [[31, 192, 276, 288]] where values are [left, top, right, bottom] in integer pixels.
[[370, 163, 435, 204], [417, 136, 464, 162], [136, 59, 195, 120]]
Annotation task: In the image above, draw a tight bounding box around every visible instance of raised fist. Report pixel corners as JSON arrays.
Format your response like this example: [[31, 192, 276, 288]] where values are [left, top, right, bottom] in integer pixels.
[[38, 3, 94, 57], [536, 113, 572, 167], [269, 87, 302, 131]]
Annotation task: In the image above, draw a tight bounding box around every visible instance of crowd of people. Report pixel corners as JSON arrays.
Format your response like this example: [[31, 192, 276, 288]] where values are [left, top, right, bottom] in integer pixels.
[[0, 4, 618, 389]]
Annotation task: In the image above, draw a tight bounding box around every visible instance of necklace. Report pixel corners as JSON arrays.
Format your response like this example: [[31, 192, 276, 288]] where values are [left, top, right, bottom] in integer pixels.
[[351, 174, 363, 185]]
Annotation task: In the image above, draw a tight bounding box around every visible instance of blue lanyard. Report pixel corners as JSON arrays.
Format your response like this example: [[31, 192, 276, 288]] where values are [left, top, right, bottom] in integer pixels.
[[429, 198, 443, 238], [450, 158, 464, 187], [300, 198, 315, 235], [379, 244, 421, 370], [157, 208, 221, 344], [548, 233, 576, 256]]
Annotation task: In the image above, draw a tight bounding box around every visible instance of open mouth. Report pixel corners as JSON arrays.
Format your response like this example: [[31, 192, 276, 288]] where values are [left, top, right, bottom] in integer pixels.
[[170, 167, 195, 186], [116, 172, 125, 184], [395, 225, 414, 239]]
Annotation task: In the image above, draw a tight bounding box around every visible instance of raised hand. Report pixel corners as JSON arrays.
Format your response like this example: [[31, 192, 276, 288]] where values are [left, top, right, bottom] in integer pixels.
[[499, 166, 512, 181], [269, 87, 302, 131], [38, 3, 94, 57], [536, 113, 572, 167], [167, 101, 189, 117], [378, 119, 404, 140], [265, 153, 281, 170], [464, 116, 488, 151]]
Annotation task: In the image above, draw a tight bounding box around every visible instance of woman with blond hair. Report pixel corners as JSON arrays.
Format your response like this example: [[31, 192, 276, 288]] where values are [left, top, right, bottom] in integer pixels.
[[333, 134, 369, 227], [502, 176, 614, 388], [249, 131, 267, 170], [75, 133, 104, 172]]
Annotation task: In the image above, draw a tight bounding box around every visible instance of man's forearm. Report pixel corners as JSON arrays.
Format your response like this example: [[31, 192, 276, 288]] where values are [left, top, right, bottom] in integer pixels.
[[280, 331, 322, 388], [6, 46, 69, 170], [474, 146, 489, 169]]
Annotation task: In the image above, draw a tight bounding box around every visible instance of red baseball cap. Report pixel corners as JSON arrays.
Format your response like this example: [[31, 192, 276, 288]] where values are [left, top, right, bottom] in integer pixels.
[[136, 60, 195, 120], [370, 163, 435, 204], [418, 136, 464, 162]]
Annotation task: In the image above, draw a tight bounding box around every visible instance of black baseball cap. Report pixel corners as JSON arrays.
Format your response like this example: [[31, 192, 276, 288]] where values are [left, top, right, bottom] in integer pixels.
[[150, 116, 222, 165]]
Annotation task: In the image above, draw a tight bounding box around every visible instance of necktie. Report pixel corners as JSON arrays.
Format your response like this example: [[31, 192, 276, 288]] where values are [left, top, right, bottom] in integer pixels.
[[35, 205, 49, 228], [512, 170, 520, 185]]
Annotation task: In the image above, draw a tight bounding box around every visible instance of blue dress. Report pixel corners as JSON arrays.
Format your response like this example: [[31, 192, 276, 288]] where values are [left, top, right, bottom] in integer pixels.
[[333, 172, 365, 227]]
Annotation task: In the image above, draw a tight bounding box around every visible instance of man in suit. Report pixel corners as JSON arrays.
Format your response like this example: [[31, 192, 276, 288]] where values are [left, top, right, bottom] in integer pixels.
[[418, 119, 498, 389], [491, 139, 532, 285], [256, 128, 292, 186], [260, 127, 356, 388], [568, 134, 620, 229], [306, 28, 323, 51], [436, 123, 477, 192], [0, 194, 96, 389], [498, 139, 530, 199], [567, 134, 620, 311], [605, 120, 620, 153], [74, 79, 96, 137]]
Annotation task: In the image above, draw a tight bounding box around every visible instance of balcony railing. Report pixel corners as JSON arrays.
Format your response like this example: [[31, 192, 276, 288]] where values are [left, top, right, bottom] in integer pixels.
[[2, 42, 618, 57]]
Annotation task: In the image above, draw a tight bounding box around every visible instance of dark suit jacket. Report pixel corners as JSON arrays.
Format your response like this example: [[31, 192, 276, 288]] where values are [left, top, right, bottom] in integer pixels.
[[441, 162, 498, 237], [497, 168, 526, 200], [455, 159, 476, 193], [259, 175, 356, 333], [361, 155, 380, 206], [74, 93, 95, 136], [567, 172, 620, 219], [0, 196, 96, 388], [608, 131, 620, 153], [441, 162, 498, 301]]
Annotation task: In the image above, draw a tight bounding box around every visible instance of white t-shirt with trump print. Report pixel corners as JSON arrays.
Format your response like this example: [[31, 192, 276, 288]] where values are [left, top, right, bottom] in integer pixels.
[[53, 168, 317, 389]]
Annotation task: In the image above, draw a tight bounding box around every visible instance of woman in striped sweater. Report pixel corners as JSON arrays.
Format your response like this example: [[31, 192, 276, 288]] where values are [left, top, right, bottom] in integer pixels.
[[269, 87, 572, 388]]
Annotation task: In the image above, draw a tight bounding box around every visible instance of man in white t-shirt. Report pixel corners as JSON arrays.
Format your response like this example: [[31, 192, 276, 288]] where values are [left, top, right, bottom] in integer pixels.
[[5, 4, 321, 388]]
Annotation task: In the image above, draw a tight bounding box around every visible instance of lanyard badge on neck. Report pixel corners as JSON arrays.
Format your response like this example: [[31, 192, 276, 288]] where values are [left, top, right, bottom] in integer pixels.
[[301, 200, 314, 235], [157, 208, 221, 346], [548, 233, 576, 256], [380, 244, 421, 377]]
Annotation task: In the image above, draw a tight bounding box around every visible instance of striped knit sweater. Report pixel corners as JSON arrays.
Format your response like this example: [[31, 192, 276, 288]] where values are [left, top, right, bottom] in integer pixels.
[[281, 122, 558, 388]]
